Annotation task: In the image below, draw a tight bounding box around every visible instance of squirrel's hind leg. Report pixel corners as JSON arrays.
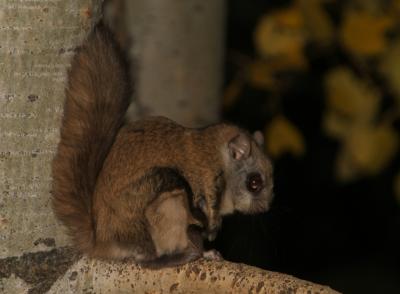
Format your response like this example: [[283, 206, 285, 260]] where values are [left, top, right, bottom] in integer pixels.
[[143, 189, 204, 268]]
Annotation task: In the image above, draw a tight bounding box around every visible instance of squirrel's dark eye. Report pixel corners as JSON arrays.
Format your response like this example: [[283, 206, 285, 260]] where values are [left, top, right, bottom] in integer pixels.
[[246, 173, 263, 193]]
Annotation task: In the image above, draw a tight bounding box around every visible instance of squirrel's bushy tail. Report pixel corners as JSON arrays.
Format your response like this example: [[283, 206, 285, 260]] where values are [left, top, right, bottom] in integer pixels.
[[52, 24, 131, 253]]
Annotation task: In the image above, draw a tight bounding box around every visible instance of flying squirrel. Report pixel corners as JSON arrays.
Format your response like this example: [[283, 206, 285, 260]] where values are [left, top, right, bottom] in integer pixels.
[[51, 22, 274, 268]]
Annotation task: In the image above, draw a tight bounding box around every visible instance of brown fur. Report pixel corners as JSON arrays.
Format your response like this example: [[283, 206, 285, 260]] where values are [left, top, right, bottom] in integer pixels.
[[51, 23, 131, 254], [145, 189, 194, 256], [52, 22, 273, 268]]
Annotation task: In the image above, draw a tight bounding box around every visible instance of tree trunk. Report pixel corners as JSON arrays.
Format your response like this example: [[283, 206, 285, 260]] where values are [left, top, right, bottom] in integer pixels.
[[125, 0, 224, 127], [49, 257, 339, 294], [0, 0, 339, 293], [0, 1, 102, 292]]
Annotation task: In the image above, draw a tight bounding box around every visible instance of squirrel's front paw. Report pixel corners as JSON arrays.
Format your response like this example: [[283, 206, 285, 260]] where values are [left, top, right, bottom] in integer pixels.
[[202, 249, 223, 261]]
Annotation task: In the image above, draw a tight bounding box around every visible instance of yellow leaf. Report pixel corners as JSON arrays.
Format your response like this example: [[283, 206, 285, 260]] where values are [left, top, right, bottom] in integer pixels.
[[265, 116, 305, 158], [298, 0, 335, 46], [274, 6, 303, 27], [336, 124, 399, 181], [380, 39, 400, 104], [324, 67, 380, 130], [392, 0, 400, 15], [254, 7, 307, 70], [340, 10, 394, 57], [247, 61, 276, 90], [323, 110, 352, 139], [349, 125, 398, 173], [352, 0, 390, 13]]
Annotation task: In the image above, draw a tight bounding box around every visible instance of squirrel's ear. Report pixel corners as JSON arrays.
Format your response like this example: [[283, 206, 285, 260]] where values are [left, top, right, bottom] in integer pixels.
[[228, 134, 251, 160], [253, 131, 264, 146]]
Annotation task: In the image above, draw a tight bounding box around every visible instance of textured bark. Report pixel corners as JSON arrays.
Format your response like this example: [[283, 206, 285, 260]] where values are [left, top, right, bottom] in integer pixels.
[[0, 0, 103, 291], [49, 256, 339, 294], [0, 0, 101, 259], [0, 0, 340, 293]]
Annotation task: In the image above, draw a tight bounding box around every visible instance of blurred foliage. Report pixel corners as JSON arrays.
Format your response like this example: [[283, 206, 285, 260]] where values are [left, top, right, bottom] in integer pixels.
[[224, 0, 400, 195], [340, 9, 394, 57], [266, 115, 305, 158]]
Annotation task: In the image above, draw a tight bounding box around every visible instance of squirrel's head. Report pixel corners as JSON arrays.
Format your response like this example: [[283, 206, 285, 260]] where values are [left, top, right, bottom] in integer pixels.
[[196, 126, 274, 241], [220, 130, 274, 216]]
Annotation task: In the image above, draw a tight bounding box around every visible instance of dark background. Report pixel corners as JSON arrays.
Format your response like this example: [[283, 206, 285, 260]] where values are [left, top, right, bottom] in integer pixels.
[[210, 1, 400, 293]]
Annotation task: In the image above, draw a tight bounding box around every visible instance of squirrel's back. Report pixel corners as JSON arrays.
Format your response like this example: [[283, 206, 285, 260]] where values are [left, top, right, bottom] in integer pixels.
[[51, 24, 131, 254]]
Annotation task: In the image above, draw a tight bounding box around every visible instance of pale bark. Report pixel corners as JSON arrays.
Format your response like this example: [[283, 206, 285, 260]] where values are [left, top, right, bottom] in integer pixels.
[[0, 0, 101, 259], [49, 256, 339, 294]]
